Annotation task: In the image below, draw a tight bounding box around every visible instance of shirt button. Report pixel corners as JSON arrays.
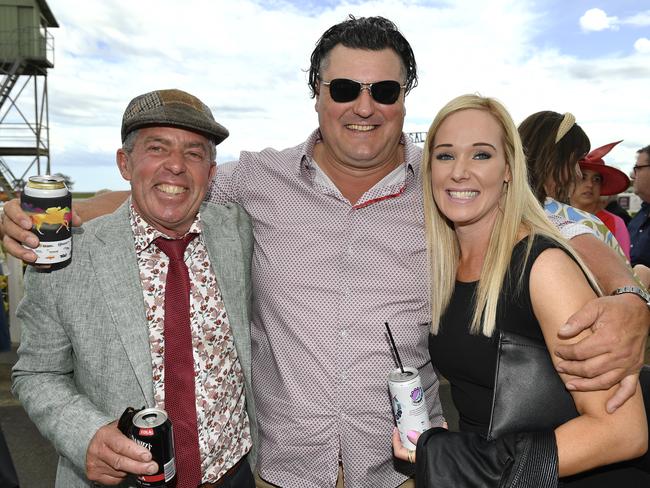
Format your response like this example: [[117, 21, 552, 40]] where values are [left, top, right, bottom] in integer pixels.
[[341, 329, 348, 339]]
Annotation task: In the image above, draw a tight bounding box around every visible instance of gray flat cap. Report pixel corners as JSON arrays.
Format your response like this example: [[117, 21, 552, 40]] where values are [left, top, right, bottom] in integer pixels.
[[121, 89, 229, 144]]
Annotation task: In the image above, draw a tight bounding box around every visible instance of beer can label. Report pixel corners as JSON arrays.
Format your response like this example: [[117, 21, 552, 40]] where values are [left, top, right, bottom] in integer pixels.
[[388, 367, 431, 449], [29, 236, 72, 264]]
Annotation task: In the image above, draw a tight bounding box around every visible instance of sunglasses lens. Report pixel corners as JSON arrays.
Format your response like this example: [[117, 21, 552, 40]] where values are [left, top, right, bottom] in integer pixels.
[[328, 79, 361, 103], [371, 80, 402, 104], [326, 79, 403, 104]]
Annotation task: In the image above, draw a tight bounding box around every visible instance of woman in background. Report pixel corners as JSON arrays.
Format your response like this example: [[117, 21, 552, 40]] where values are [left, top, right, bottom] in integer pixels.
[[518, 111, 627, 259], [570, 140, 631, 259]]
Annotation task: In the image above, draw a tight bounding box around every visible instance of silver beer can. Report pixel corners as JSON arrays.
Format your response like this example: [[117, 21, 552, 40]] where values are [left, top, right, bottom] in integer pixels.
[[389, 366, 431, 449]]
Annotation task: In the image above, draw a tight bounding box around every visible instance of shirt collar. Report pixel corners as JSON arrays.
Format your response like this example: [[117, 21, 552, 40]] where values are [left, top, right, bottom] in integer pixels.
[[128, 198, 203, 255]]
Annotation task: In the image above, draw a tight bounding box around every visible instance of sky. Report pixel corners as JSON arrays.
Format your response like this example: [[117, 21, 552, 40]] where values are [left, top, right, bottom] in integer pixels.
[[2, 0, 649, 191]]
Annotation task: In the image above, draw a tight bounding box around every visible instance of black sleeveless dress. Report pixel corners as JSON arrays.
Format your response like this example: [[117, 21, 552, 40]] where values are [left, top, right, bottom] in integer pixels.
[[428, 235, 649, 486]]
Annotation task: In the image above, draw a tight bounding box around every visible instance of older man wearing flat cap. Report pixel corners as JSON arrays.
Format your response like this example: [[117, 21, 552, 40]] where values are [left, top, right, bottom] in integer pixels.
[[12, 89, 257, 488]]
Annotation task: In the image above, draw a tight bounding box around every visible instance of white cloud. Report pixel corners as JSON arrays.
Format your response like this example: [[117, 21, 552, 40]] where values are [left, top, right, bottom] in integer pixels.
[[579, 8, 619, 32], [579, 8, 650, 32], [635, 37, 650, 53], [622, 10, 650, 27]]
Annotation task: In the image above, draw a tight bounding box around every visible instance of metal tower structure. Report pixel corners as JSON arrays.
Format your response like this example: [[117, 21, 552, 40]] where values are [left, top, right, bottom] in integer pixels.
[[0, 0, 58, 199]]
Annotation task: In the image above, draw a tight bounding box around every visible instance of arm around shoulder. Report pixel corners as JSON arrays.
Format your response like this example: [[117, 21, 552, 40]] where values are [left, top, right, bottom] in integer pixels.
[[557, 233, 649, 410], [76, 190, 130, 221], [569, 233, 635, 293]]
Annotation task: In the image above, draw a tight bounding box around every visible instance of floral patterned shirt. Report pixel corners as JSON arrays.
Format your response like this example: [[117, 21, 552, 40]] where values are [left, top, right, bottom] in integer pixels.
[[129, 203, 251, 482], [544, 197, 628, 260]]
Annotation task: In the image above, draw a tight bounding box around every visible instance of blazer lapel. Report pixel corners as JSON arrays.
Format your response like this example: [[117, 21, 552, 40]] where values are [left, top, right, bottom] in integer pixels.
[[90, 203, 155, 405], [201, 204, 252, 378]]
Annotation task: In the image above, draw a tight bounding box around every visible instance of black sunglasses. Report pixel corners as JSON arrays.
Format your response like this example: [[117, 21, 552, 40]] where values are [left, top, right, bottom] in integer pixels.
[[319, 78, 406, 105]]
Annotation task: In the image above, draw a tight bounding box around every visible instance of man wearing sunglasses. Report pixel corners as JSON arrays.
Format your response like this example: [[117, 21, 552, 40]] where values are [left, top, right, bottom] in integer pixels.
[[629, 145, 650, 267], [216, 17, 444, 488], [2, 15, 650, 488]]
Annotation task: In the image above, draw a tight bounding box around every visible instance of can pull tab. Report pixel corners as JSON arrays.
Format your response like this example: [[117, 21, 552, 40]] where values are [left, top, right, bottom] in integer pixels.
[[117, 406, 144, 436]]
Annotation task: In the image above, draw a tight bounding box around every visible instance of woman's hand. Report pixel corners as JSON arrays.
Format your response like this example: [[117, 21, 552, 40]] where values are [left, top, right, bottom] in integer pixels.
[[391, 427, 421, 463]]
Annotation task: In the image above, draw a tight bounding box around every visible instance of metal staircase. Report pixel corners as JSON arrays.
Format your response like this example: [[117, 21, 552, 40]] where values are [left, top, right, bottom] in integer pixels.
[[0, 58, 23, 112], [0, 158, 17, 199]]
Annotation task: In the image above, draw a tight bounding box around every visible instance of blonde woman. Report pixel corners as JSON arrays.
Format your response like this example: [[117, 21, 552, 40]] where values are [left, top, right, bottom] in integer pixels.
[[392, 95, 648, 487]]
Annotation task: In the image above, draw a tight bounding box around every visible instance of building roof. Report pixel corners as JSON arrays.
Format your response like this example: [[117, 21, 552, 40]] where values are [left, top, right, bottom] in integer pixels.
[[36, 0, 59, 28]]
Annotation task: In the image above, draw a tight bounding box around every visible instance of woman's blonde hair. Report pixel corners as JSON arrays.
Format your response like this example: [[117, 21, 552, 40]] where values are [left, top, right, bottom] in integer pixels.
[[422, 94, 600, 336]]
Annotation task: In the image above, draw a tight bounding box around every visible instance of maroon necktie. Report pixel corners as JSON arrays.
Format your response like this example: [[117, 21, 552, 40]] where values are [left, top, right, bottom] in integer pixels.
[[155, 234, 202, 487]]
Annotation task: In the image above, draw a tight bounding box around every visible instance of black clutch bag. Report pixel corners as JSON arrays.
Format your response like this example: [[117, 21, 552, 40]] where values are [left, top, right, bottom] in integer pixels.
[[487, 330, 578, 441], [487, 331, 650, 477]]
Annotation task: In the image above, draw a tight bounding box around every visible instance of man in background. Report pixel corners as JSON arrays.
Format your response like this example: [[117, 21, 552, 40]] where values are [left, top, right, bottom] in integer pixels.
[[629, 145, 650, 268]]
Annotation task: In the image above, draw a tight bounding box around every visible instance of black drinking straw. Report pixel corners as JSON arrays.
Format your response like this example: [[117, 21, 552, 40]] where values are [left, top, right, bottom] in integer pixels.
[[385, 322, 405, 374]]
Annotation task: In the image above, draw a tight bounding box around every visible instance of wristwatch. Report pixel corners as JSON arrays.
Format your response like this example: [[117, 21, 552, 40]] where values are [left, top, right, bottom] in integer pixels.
[[611, 286, 650, 308]]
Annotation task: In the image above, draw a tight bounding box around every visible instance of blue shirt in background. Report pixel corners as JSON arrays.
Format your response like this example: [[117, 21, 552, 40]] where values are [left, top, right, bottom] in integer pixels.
[[628, 202, 650, 267]]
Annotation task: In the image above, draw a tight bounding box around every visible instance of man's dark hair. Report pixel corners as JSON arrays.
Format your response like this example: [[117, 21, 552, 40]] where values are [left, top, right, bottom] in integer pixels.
[[638, 145, 650, 158], [308, 15, 418, 98]]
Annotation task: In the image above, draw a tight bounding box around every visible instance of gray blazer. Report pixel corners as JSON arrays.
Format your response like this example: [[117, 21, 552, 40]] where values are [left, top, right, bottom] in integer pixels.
[[12, 201, 257, 487]]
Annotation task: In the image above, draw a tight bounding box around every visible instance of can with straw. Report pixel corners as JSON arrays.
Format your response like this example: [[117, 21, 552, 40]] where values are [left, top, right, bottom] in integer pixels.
[[389, 367, 431, 449]]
